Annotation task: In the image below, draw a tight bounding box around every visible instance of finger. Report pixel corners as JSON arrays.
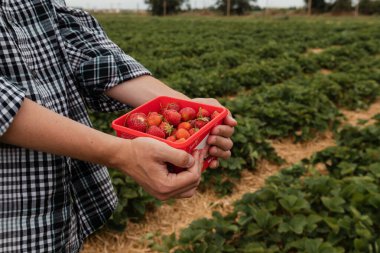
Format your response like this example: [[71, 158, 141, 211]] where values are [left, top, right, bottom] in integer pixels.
[[157, 143, 195, 169], [164, 150, 202, 194], [224, 111, 237, 127], [158, 151, 203, 200], [207, 135, 233, 151], [176, 187, 198, 199], [209, 159, 219, 169], [200, 145, 210, 159], [210, 125, 235, 138], [208, 146, 231, 160]]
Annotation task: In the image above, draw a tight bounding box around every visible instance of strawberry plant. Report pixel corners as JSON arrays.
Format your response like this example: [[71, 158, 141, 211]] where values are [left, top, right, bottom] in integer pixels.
[[226, 83, 342, 141], [85, 15, 380, 231], [106, 169, 160, 231], [154, 122, 380, 252]]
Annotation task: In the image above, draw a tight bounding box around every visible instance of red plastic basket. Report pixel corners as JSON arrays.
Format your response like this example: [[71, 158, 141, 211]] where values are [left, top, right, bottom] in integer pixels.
[[111, 96, 228, 172]]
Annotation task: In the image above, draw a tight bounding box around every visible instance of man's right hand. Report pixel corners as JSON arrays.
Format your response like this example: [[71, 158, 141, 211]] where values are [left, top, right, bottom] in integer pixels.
[[113, 137, 204, 200]]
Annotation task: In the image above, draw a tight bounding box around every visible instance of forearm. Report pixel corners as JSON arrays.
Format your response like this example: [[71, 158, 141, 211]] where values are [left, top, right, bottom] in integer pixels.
[[0, 98, 127, 168], [105, 75, 190, 107]]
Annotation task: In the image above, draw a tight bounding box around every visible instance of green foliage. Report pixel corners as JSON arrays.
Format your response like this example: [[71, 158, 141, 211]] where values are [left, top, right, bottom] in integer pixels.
[[145, 0, 186, 16], [360, 0, 380, 15], [226, 84, 342, 141], [106, 170, 160, 231], [202, 116, 283, 196], [304, 0, 331, 13], [154, 123, 380, 252], [331, 0, 353, 13], [215, 0, 257, 15], [89, 15, 380, 230]]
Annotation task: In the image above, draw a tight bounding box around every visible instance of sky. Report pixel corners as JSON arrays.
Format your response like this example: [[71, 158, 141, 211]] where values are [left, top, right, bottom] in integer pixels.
[[66, 0, 305, 10]]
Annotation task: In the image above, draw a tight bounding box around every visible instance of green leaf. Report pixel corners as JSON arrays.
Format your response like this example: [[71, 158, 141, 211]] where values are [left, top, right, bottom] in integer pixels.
[[321, 196, 345, 213], [289, 214, 307, 234], [279, 195, 310, 213], [323, 217, 340, 234]]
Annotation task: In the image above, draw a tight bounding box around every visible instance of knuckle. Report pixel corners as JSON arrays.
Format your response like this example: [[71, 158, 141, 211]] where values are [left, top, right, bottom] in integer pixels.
[[180, 152, 190, 166], [191, 173, 201, 185], [228, 139, 234, 150], [211, 147, 218, 156], [223, 150, 232, 160]]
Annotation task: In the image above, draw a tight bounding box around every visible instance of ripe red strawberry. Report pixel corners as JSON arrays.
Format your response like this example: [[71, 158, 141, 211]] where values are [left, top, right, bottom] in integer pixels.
[[146, 125, 165, 139], [188, 128, 198, 136], [147, 112, 163, 126], [195, 118, 209, 129], [159, 122, 173, 136], [166, 135, 176, 142], [197, 107, 210, 118], [176, 128, 190, 140], [160, 101, 180, 112], [171, 128, 177, 137], [125, 113, 147, 132], [178, 122, 192, 131], [179, 107, 196, 121], [163, 109, 181, 126], [211, 111, 220, 120]]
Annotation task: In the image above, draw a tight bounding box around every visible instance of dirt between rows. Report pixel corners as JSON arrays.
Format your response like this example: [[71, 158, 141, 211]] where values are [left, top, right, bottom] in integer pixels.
[[81, 100, 380, 253]]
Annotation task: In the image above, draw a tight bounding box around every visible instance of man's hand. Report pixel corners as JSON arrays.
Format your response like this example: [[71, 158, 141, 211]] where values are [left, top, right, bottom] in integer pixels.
[[192, 98, 237, 169], [113, 137, 205, 200]]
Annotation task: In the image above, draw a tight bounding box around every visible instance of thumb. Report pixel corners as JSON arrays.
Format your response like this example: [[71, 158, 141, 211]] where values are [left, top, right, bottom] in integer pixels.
[[158, 143, 195, 168]]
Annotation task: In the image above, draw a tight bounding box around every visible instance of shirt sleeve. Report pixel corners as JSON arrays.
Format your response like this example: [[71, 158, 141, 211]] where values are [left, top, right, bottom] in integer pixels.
[[54, 3, 151, 112], [0, 77, 26, 136]]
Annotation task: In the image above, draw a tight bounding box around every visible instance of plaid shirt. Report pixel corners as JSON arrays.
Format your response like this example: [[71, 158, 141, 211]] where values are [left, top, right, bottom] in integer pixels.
[[0, 0, 150, 252]]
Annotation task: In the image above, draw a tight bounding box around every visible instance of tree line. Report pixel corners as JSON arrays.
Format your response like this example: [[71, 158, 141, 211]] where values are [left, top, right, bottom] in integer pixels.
[[144, 0, 380, 16], [306, 0, 380, 14]]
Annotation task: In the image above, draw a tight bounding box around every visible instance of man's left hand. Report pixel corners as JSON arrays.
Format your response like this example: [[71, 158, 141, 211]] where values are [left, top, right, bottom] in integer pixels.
[[192, 98, 237, 169]]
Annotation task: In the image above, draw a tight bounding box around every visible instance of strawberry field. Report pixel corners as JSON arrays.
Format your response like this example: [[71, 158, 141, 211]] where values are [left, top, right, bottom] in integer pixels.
[[83, 15, 380, 252]]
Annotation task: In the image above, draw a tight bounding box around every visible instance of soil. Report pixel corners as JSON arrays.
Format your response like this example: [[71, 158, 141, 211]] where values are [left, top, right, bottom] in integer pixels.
[[81, 100, 380, 253]]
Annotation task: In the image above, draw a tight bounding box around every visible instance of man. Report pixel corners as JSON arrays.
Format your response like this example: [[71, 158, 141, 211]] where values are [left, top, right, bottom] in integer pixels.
[[0, 0, 236, 252]]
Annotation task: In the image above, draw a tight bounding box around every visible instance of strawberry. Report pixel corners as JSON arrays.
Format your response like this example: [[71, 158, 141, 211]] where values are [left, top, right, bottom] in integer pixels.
[[179, 107, 196, 121], [197, 107, 210, 118], [147, 112, 163, 126], [166, 135, 176, 142], [195, 118, 209, 129], [125, 112, 147, 132], [159, 122, 173, 136], [178, 122, 192, 131], [188, 128, 198, 136], [211, 111, 220, 120], [171, 128, 178, 137], [163, 109, 181, 126], [146, 125, 165, 139], [176, 128, 190, 140], [160, 101, 180, 112]]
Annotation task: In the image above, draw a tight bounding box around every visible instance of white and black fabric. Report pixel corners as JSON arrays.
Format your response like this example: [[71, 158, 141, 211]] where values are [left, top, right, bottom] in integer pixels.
[[0, 0, 150, 252]]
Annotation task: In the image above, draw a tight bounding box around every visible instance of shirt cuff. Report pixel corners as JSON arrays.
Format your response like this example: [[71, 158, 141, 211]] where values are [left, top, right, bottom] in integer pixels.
[[0, 78, 26, 136]]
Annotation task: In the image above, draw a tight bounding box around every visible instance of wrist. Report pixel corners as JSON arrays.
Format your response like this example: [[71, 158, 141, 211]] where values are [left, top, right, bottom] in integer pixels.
[[105, 136, 133, 170]]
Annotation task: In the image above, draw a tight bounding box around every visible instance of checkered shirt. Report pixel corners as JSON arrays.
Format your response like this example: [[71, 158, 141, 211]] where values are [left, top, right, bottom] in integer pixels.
[[0, 0, 150, 252]]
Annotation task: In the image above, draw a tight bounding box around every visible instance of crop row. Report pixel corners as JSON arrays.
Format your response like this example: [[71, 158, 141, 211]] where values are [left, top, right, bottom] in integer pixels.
[[153, 116, 380, 252], [89, 15, 380, 229]]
